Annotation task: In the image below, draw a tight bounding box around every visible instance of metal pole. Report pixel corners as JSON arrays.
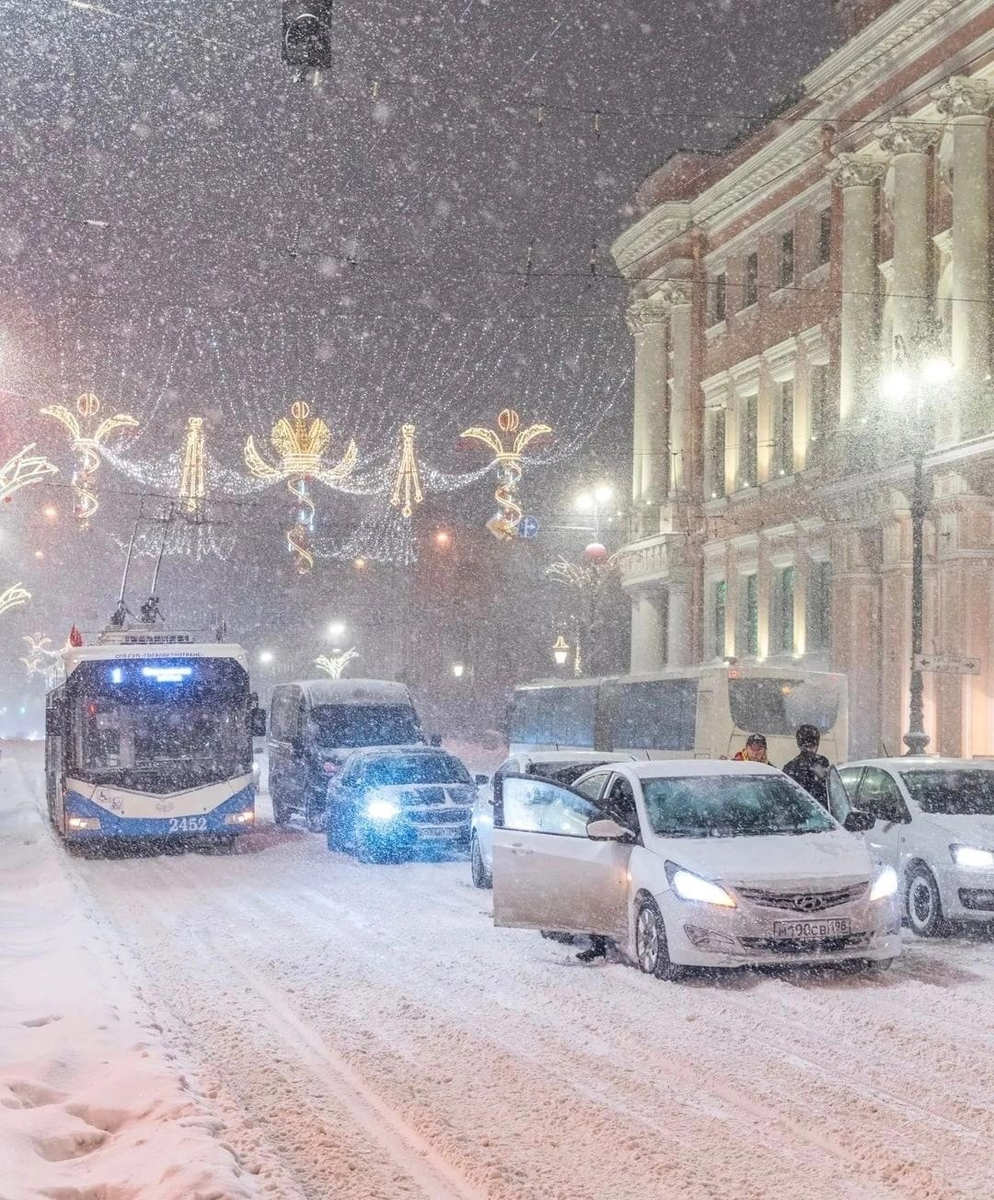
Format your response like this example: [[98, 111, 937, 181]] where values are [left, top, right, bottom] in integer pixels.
[[903, 450, 929, 755]]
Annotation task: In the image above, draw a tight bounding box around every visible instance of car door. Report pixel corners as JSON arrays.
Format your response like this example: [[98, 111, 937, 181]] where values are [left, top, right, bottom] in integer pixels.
[[493, 773, 631, 939], [480, 757, 515, 868], [854, 767, 910, 868]]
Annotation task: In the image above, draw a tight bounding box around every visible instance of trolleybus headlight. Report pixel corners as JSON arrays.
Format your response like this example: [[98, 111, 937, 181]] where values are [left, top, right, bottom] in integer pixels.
[[67, 816, 101, 831], [366, 798, 400, 823], [224, 810, 255, 825]]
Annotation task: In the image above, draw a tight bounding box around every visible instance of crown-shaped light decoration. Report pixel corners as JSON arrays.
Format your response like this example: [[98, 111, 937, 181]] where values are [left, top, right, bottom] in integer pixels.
[[41, 393, 139, 529], [245, 401, 359, 574], [460, 408, 551, 540], [0, 445, 58, 506], [390, 424, 424, 519], [314, 648, 360, 679]]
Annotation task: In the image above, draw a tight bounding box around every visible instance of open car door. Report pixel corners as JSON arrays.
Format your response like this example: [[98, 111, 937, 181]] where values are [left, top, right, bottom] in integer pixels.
[[492, 774, 631, 939]]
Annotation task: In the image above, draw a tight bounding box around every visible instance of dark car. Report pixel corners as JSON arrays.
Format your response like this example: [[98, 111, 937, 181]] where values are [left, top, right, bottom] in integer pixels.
[[325, 745, 476, 862], [268, 679, 432, 830]]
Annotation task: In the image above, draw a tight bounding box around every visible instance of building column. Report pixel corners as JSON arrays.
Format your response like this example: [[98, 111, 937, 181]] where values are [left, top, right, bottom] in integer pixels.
[[831, 527, 883, 758], [666, 575, 691, 668], [662, 281, 693, 497], [934, 77, 994, 402], [630, 588, 665, 672], [626, 299, 669, 533], [878, 121, 941, 356], [832, 154, 886, 425]]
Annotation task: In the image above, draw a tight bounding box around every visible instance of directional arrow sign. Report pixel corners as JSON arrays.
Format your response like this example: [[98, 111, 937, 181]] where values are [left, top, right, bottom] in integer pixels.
[[517, 516, 539, 539], [914, 653, 981, 676]]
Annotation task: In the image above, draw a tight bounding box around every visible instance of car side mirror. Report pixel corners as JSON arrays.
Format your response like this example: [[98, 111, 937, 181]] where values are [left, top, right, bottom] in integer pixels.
[[251, 707, 267, 737], [429, 733, 442, 747], [843, 810, 875, 833], [586, 817, 632, 842], [474, 773, 490, 786]]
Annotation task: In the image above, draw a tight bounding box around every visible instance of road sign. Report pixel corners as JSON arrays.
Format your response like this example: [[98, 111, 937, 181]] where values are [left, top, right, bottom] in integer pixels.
[[914, 653, 981, 676], [517, 516, 539, 539]]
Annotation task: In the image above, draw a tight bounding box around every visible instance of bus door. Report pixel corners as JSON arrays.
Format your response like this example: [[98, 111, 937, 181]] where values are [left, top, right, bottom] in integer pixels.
[[45, 692, 66, 830]]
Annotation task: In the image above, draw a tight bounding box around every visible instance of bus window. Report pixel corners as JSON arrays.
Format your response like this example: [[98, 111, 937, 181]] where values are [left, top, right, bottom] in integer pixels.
[[608, 679, 698, 751], [728, 677, 840, 737], [509, 685, 598, 748]]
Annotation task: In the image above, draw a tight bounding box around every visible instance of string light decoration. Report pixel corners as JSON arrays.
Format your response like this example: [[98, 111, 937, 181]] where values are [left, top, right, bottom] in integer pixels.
[[314, 648, 360, 679], [40, 393, 139, 529], [390, 424, 424, 518], [0, 445, 58, 505], [245, 401, 359, 573], [460, 408, 551, 539], [0, 583, 31, 617], [21, 634, 66, 688], [179, 417, 206, 513]]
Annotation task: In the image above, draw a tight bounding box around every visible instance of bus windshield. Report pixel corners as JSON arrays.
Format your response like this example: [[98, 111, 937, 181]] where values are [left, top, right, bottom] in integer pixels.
[[728, 677, 840, 737]]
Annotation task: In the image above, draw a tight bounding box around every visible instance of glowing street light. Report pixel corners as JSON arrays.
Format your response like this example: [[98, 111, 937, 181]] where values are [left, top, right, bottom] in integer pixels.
[[574, 483, 615, 536], [327, 620, 347, 641], [552, 635, 571, 667], [452, 661, 465, 679], [258, 650, 274, 665]]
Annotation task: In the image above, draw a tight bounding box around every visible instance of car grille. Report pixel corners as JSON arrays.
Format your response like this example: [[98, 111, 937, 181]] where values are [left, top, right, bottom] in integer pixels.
[[400, 787, 446, 806], [407, 807, 470, 826], [734, 882, 868, 913], [738, 932, 871, 956]]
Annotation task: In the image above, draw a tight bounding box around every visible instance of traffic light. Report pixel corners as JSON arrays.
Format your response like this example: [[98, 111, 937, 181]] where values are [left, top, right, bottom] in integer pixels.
[[282, 2, 333, 69]]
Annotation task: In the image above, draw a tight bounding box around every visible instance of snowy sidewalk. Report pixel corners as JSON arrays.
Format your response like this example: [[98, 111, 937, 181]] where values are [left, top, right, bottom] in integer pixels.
[[0, 741, 271, 1200]]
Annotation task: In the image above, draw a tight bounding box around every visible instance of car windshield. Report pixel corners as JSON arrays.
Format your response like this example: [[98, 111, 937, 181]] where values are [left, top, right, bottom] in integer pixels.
[[529, 760, 614, 786], [901, 769, 994, 816], [365, 754, 472, 788], [642, 774, 836, 838], [307, 704, 421, 748]]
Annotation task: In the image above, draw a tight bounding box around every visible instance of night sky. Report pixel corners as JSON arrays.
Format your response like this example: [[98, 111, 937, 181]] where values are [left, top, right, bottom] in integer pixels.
[[0, 0, 836, 727]]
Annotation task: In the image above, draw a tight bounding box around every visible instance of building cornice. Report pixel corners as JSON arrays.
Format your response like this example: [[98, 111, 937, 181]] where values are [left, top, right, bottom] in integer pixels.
[[611, 203, 693, 280]]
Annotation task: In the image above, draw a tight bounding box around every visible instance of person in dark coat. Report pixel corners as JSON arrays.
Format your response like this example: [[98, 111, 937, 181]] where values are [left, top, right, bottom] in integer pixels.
[[782, 723, 831, 807]]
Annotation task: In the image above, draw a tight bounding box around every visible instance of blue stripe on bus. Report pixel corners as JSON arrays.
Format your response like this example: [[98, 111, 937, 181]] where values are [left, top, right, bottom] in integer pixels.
[[63, 784, 255, 839]]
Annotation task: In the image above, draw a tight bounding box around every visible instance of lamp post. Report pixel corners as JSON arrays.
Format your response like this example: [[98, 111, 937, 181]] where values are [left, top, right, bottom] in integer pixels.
[[552, 635, 571, 669], [574, 484, 614, 538], [880, 348, 955, 756]]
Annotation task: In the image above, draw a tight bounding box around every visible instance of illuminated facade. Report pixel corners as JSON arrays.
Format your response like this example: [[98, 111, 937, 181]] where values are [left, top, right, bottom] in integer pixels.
[[612, 0, 994, 756]]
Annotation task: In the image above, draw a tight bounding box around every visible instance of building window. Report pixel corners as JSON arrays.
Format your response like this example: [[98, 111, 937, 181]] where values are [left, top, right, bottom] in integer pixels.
[[744, 252, 758, 307], [712, 580, 727, 659], [808, 363, 830, 460], [807, 560, 832, 650], [818, 209, 832, 267], [710, 272, 726, 325], [771, 565, 795, 655], [739, 392, 758, 488], [708, 408, 726, 498], [774, 378, 794, 476], [779, 230, 794, 288], [740, 573, 759, 657]]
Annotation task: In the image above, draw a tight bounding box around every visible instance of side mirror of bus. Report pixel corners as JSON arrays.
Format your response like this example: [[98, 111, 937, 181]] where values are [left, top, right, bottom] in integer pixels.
[[45, 706, 61, 736], [251, 707, 267, 737], [429, 733, 442, 747]]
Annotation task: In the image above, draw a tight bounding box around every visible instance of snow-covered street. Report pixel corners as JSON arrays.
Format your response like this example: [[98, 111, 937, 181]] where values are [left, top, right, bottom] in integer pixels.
[[6, 739, 994, 1198]]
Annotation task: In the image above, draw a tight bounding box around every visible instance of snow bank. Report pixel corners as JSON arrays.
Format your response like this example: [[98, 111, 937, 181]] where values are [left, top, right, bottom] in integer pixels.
[[0, 742, 263, 1200]]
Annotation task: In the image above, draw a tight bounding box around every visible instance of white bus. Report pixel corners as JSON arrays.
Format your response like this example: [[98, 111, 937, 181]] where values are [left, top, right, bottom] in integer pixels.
[[508, 665, 848, 768]]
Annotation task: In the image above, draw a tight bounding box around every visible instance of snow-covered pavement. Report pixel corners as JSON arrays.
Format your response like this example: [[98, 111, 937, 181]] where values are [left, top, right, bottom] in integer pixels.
[[6, 740, 994, 1198]]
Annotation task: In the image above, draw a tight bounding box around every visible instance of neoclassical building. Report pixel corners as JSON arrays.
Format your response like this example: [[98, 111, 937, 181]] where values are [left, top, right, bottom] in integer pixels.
[[611, 0, 994, 757]]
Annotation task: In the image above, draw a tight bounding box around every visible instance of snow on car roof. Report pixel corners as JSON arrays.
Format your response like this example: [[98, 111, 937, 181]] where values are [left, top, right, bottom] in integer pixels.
[[846, 757, 994, 771], [523, 750, 636, 764], [614, 759, 781, 779], [290, 678, 414, 706]]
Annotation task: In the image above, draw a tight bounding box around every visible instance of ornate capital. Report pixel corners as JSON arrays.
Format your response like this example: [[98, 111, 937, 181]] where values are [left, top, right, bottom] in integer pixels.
[[659, 279, 692, 309], [625, 298, 668, 337], [933, 76, 994, 120], [830, 152, 887, 189], [877, 120, 942, 157]]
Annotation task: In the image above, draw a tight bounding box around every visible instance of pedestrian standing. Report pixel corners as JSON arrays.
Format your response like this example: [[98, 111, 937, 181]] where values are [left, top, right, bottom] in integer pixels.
[[782, 724, 831, 807]]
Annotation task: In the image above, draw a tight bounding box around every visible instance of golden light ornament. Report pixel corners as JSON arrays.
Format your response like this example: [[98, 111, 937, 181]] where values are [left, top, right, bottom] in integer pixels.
[[0, 583, 31, 617], [390, 423, 424, 519], [314, 648, 360, 679], [460, 408, 552, 540], [40, 393, 139, 529], [0, 444, 58, 505], [244, 401, 358, 574], [21, 633, 66, 687], [178, 416, 206, 514]]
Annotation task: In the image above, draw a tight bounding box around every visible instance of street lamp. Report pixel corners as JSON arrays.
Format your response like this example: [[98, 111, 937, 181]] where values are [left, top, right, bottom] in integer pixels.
[[575, 484, 614, 537], [880, 347, 955, 755], [327, 620, 346, 643], [258, 650, 274, 665], [451, 661, 465, 679], [552, 635, 571, 667]]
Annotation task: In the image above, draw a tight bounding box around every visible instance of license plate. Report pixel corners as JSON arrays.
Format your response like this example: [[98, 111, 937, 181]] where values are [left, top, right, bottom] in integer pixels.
[[773, 918, 851, 939], [420, 826, 460, 840]]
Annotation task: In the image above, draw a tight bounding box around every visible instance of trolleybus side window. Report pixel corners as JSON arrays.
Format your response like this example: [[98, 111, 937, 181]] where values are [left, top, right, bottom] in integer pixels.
[[509, 685, 598, 748], [727, 677, 839, 737], [608, 679, 698, 751]]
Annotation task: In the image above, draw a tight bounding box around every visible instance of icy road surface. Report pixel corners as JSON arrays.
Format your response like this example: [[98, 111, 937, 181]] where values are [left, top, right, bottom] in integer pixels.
[[16, 742, 994, 1199]]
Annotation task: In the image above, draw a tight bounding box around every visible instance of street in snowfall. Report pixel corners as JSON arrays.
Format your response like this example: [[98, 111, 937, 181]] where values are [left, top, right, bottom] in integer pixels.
[[5, 0, 994, 1197]]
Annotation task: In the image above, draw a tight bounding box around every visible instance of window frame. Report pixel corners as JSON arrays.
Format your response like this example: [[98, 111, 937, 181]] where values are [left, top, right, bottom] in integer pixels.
[[711, 271, 727, 325], [743, 252, 759, 308], [855, 767, 912, 825], [779, 229, 795, 289], [817, 208, 832, 267], [497, 772, 611, 838]]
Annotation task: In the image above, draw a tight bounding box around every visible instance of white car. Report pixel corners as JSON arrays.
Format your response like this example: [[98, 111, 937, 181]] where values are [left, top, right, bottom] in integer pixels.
[[470, 751, 636, 889], [833, 757, 994, 937], [492, 760, 901, 978]]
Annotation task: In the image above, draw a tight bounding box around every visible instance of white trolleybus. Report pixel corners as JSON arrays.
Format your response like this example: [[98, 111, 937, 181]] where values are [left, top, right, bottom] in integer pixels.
[[509, 664, 848, 767], [44, 626, 267, 847]]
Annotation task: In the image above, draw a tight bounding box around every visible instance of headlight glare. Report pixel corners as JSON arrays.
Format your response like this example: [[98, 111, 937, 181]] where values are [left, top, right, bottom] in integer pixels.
[[366, 798, 400, 822], [951, 844, 994, 869], [665, 861, 736, 908], [869, 865, 899, 901]]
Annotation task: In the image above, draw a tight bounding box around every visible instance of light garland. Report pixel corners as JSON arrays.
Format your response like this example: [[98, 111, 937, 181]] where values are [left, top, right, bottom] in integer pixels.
[[0, 583, 31, 617], [244, 401, 359, 574], [314, 648, 360, 679], [0, 445, 58, 505], [390, 423, 424, 518], [179, 417, 206, 513], [461, 408, 552, 540], [40, 393, 139, 529], [21, 634, 67, 689]]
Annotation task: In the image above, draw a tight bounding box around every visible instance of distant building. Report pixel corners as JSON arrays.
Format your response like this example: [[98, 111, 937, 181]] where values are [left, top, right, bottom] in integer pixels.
[[611, 0, 994, 757]]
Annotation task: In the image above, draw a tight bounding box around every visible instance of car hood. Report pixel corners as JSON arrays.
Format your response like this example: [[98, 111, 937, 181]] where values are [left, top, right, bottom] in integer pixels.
[[920, 813, 994, 847], [371, 782, 475, 805], [656, 828, 874, 888]]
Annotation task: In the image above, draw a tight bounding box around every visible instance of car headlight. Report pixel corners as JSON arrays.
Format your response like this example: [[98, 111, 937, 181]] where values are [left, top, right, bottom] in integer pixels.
[[869, 865, 899, 901], [665, 861, 736, 908], [950, 844, 994, 869], [366, 798, 400, 822]]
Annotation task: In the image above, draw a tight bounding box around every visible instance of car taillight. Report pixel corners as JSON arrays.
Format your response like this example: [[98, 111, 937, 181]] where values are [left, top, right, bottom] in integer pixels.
[[323, 762, 338, 775]]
